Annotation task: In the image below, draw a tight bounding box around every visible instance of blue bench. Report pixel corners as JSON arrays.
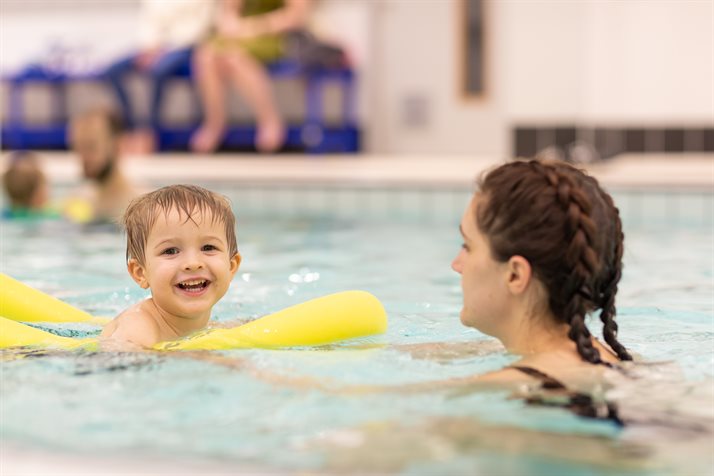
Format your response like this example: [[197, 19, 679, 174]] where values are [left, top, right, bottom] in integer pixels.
[[2, 59, 359, 153]]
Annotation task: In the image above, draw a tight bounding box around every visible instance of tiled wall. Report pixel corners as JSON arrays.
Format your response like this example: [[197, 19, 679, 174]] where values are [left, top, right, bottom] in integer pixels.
[[195, 183, 714, 231], [611, 190, 714, 230], [207, 183, 474, 225], [514, 126, 714, 159], [41, 180, 713, 232]]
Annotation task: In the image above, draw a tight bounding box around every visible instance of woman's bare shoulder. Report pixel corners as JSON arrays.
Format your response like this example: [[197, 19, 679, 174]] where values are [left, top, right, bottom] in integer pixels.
[[470, 367, 541, 387]]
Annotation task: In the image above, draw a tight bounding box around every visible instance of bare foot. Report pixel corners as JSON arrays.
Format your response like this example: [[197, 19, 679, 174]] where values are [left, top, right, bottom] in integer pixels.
[[255, 117, 286, 153], [190, 124, 225, 153]]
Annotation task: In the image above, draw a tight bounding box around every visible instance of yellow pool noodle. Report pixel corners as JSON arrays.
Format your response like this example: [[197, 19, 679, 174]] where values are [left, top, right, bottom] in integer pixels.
[[0, 317, 96, 350], [154, 291, 388, 351], [0, 273, 109, 325], [0, 273, 388, 351]]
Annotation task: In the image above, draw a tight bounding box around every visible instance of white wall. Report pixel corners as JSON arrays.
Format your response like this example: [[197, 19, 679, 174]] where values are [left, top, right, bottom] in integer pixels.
[[501, 0, 587, 122], [367, 0, 507, 155], [0, 4, 139, 73], [1, 0, 712, 155], [372, 0, 713, 155], [581, 1, 714, 124]]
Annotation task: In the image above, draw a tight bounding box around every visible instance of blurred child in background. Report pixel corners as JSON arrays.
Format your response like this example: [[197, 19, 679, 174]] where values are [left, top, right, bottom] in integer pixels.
[[1, 152, 56, 219]]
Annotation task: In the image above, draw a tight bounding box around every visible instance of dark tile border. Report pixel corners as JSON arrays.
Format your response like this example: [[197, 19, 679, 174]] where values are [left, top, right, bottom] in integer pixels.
[[514, 125, 714, 159]]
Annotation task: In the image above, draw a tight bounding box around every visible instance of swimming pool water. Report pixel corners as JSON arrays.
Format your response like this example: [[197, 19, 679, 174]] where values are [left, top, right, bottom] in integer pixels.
[[1, 186, 712, 475]]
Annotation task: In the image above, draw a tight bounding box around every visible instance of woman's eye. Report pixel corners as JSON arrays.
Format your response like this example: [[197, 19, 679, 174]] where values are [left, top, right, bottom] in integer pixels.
[[202, 244, 218, 252], [161, 247, 179, 255]]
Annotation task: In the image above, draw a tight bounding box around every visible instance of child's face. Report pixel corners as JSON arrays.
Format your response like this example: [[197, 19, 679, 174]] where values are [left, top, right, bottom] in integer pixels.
[[128, 207, 240, 323]]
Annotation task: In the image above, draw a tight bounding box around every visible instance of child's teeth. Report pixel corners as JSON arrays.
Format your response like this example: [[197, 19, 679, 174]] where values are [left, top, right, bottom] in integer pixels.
[[179, 280, 207, 289]]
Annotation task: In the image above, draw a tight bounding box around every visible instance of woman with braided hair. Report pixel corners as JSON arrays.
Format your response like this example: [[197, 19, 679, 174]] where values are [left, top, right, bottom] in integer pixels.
[[451, 158, 632, 394]]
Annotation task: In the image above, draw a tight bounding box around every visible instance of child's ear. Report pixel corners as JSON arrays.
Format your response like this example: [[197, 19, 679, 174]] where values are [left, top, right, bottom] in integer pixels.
[[505, 255, 532, 295], [127, 258, 150, 289], [229, 252, 241, 276]]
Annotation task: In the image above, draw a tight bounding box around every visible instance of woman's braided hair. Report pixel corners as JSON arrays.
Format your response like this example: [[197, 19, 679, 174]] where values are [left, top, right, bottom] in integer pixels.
[[476, 159, 632, 364]]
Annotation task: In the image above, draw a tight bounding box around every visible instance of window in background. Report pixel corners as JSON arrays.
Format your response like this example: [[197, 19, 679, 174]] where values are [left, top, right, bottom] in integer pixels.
[[461, 0, 485, 97]]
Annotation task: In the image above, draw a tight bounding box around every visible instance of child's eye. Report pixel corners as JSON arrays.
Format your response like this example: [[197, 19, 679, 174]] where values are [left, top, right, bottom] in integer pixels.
[[161, 247, 179, 255], [202, 244, 218, 252], [461, 243, 470, 251]]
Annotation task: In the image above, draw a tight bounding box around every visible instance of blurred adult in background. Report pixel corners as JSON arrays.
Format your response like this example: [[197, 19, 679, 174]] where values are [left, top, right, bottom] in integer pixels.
[[68, 109, 138, 224], [190, 0, 311, 154], [103, 0, 216, 154]]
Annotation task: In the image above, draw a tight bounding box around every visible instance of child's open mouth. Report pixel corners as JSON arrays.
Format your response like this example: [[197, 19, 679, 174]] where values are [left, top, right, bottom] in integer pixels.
[[176, 279, 210, 294]]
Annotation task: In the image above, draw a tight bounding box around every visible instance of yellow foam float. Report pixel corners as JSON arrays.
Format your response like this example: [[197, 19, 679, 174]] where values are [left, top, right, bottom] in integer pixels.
[[0, 273, 109, 325], [62, 197, 94, 224], [0, 273, 388, 351]]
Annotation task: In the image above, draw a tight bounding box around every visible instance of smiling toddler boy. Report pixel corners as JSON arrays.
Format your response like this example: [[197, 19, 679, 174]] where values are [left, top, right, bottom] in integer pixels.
[[100, 184, 241, 348]]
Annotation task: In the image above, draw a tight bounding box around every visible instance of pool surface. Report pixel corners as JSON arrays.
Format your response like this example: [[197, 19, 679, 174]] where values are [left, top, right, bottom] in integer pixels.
[[1, 185, 713, 475]]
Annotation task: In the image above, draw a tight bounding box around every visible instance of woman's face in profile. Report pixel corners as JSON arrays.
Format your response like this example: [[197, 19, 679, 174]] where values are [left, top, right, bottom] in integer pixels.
[[451, 196, 511, 337]]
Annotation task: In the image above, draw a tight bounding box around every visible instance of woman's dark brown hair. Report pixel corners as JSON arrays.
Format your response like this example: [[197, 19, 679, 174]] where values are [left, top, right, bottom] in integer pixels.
[[477, 159, 632, 364]]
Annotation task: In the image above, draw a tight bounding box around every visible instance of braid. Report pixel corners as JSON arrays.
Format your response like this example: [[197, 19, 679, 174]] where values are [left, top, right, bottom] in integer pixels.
[[595, 190, 633, 361], [531, 161, 603, 364], [568, 310, 601, 364]]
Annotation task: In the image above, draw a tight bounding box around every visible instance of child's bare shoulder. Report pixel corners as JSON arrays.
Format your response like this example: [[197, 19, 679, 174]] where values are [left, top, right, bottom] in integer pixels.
[[100, 300, 161, 348]]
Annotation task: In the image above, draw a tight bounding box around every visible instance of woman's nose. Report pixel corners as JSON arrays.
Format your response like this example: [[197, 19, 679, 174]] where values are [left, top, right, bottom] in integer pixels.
[[451, 250, 464, 274]]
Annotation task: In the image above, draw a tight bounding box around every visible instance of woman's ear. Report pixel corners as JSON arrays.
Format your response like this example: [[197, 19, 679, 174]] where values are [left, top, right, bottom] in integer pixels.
[[505, 255, 532, 295], [229, 252, 242, 277], [127, 258, 150, 289]]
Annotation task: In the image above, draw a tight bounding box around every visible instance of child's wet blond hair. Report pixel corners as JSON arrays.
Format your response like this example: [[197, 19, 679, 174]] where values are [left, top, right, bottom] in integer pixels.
[[122, 184, 238, 265]]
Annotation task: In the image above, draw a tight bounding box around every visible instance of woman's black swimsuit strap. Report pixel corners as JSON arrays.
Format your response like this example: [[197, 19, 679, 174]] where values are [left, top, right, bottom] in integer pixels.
[[510, 365, 623, 426], [510, 365, 567, 390]]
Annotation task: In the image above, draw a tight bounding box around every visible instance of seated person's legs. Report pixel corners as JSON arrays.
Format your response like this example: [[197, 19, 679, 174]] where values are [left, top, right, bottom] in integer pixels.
[[102, 54, 139, 131], [119, 48, 191, 154], [194, 45, 285, 154], [233, 49, 284, 153], [190, 44, 230, 153], [223, 46, 285, 153], [144, 47, 194, 152]]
